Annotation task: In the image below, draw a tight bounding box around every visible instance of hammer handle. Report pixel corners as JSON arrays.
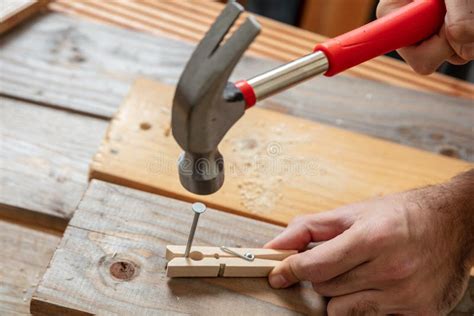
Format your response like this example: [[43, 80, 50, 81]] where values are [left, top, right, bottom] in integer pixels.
[[315, 0, 446, 76], [239, 0, 446, 107]]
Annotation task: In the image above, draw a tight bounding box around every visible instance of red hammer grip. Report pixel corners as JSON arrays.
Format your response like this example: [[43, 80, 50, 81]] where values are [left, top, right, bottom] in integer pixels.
[[314, 0, 446, 76]]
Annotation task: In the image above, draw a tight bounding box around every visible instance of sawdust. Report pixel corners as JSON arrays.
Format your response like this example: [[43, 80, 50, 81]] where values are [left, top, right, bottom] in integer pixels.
[[230, 121, 313, 214]]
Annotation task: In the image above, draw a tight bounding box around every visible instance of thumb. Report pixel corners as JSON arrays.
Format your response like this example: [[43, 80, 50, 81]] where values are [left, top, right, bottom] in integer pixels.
[[268, 254, 301, 289], [268, 226, 366, 289], [376, 0, 412, 18]]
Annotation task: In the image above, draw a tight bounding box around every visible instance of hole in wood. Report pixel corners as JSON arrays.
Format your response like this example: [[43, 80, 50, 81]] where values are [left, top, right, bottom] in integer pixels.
[[109, 260, 138, 281], [140, 122, 152, 130], [438, 146, 460, 158], [189, 251, 204, 261]]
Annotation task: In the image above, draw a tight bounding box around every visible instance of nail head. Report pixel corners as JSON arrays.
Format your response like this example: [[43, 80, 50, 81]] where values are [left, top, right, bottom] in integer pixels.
[[192, 202, 206, 214]]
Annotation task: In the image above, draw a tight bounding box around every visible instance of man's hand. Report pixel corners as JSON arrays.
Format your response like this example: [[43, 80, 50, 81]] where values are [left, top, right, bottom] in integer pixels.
[[377, 0, 474, 74], [265, 170, 474, 315]]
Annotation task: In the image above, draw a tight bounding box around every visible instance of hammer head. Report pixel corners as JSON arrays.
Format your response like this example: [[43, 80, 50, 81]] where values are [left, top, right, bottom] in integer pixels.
[[171, 1, 260, 195]]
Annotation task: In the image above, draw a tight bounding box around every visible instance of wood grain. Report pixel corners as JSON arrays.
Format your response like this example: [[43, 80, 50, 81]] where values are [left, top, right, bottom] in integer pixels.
[[90, 78, 472, 226], [0, 0, 49, 34], [0, 220, 60, 314], [31, 180, 326, 315], [1, 13, 472, 160], [0, 97, 107, 230], [48, 0, 474, 100]]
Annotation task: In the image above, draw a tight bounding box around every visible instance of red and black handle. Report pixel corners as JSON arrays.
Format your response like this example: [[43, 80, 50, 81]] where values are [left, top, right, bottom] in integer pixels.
[[236, 0, 446, 108], [316, 0, 446, 76]]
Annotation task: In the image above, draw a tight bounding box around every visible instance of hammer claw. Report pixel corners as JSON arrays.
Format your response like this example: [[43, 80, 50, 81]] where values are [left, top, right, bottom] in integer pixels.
[[188, 1, 243, 63], [212, 16, 260, 74]]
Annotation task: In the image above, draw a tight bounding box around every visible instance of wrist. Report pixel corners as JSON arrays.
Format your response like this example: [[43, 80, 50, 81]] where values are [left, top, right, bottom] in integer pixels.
[[407, 169, 474, 266], [437, 169, 474, 264]]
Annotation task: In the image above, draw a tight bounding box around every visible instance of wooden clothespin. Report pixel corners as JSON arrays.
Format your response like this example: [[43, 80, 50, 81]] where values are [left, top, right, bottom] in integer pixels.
[[166, 245, 297, 277]]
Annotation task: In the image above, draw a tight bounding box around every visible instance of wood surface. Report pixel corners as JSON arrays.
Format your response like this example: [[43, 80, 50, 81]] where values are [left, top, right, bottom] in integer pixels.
[[0, 219, 60, 314], [299, 0, 376, 37], [0, 0, 49, 34], [48, 0, 474, 100], [1, 13, 473, 161], [90, 78, 472, 226], [0, 8, 470, 315], [31, 180, 326, 315], [0, 97, 107, 230]]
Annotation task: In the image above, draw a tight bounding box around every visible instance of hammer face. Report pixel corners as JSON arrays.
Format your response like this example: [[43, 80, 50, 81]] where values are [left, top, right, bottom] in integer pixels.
[[171, 1, 260, 195], [178, 150, 224, 195]]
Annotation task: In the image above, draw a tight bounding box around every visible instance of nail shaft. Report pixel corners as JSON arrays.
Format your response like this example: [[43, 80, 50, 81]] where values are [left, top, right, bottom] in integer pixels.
[[184, 202, 206, 258]]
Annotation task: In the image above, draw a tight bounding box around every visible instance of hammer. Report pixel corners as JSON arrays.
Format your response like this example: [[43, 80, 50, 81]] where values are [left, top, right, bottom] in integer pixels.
[[172, 0, 445, 195]]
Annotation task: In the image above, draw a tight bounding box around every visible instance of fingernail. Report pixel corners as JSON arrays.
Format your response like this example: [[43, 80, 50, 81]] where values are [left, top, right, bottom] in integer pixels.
[[269, 274, 288, 289]]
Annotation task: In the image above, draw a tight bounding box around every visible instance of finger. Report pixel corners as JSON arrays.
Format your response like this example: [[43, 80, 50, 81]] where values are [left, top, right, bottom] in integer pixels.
[[264, 208, 356, 251], [268, 226, 370, 288], [376, 0, 412, 19], [312, 261, 378, 297], [447, 55, 469, 65], [397, 26, 456, 74], [445, 0, 474, 60], [327, 290, 389, 316]]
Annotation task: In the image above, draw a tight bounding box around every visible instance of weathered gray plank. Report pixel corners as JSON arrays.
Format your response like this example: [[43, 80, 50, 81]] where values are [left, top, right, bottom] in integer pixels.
[[0, 97, 107, 230], [0, 219, 60, 314], [30, 180, 474, 315], [31, 180, 326, 315], [1, 13, 472, 160]]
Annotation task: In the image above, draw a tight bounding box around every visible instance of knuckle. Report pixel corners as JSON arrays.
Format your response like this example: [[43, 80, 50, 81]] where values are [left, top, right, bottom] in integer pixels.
[[289, 215, 308, 226], [446, 19, 474, 45], [383, 259, 416, 281], [376, 0, 394, 18]]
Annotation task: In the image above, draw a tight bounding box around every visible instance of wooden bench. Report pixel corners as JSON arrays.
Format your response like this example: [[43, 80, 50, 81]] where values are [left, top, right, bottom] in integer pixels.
[[0, 5, 472, 315]]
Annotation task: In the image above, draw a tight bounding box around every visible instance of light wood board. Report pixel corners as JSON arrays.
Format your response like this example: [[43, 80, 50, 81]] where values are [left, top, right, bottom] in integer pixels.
[[0, 0, 49, 34], [0, 97, 107, 230], [90, 78, 472, 226], [1, 13, 472, 160], [48, 0, 474, 100], [0, 219, 60, 314], [31, 180, 326, 315]]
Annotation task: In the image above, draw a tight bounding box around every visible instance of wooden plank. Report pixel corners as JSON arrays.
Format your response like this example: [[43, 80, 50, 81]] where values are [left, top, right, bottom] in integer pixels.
[[90, 79, 472, 226], [0, 0, 49, 34], [48, 0, 474, 100], [31, 180, 326, 315], [0, 97, 107, 230], [0, 219, 60, 314], [1, 13, 473, 160]]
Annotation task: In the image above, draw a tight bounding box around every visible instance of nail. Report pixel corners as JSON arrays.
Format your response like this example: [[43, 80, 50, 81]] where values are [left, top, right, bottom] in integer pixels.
[[184, 202, 207, 258]]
